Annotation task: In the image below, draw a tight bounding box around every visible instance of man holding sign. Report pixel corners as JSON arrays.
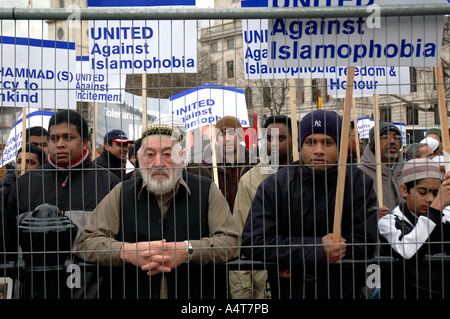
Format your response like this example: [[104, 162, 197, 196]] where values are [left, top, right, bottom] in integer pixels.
[[1, 110, 119, 298], [199, 116, 258, 212], [241, 110, 378, 299], [359, 122, 405, 217]]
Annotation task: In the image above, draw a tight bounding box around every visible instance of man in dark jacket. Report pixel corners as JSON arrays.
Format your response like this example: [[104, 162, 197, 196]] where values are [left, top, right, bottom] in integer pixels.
[[359, 122, 404, 217], [94, 129, 133, 179], [0, 110, 120, 298], [0, 144, 46, 222], [241, 110, 378, 299], [199, 115, 258, 212]]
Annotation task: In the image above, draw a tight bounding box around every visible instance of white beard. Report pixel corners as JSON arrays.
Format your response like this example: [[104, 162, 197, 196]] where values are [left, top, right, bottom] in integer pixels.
[[142, 167, 183, 196]]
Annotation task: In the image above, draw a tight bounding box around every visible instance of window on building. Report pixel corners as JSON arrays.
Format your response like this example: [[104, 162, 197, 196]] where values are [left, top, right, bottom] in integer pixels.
[[245, 87, 253, 109], [410, 67, 417, 92], [226, 61, 234, 79], [434, 103, 440, 125], [312, 79, 321, 103], [380, 108, 392, 122], [211, 64, 218, 81], [406, 105, 419, 125], [263, 87, 271, 109], [227, 38, 235, 50], [57, 28, 64, 40], [210, 42, 218, 53]]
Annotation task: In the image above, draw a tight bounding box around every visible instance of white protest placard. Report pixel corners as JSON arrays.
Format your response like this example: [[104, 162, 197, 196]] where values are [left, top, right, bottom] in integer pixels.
[[169, 85, 250, 132], [0, 36, 76, 109], [327, 66, 410, 98], [95, 92, 170, 146], [76, 56, 126, 103], [87, 0, 198, 75], [357, 117, 374, 139], [394, 122, 407, 146], [262, 0, 446, 68], [1, 109, 54, 166], [357, 117, 406, 146]]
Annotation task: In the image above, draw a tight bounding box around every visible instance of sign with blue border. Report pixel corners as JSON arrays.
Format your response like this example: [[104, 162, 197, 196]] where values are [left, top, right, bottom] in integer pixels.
[[0, 36, 76, 109]]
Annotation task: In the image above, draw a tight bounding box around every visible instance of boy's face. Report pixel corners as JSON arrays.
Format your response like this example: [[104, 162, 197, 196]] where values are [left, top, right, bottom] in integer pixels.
[[266, 123, 292, 165], [348, 128, 363, 156], [217, 128, 239, 158], [105, 141, 130, 161], [301, 133, 338, 171], [48, 123, 87, 166], [400, 178, 441, 216], [28, 135, 49, 157], [15, 151, 40, 177]]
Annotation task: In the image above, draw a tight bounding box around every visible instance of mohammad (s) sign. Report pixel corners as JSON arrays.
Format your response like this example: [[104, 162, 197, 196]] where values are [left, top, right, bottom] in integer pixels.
[[0, 36, 76, 109]]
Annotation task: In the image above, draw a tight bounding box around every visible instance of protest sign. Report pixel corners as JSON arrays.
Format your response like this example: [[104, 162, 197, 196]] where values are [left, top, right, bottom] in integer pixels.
[[356, 117, 374, 139], [264, 0, 446, 68], [169, 85, 250, 132], [94, 92, 170, 146], [327, 66, 410, 98], [76, 56, 126, 103], [0, 36, 76, 109], [242, 0, 445, 70], [242, 19, 411, 99], [356, 117, 406, 146], [1, 109, 54, 166], [87, 0, 197, 75]]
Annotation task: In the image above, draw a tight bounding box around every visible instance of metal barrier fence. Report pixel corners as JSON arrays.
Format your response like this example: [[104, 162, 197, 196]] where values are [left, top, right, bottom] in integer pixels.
[[1, 3, 450, 304]]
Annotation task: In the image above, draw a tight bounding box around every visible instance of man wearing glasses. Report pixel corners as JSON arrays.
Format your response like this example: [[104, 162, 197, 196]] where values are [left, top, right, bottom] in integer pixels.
[[359, 122, 405, 218]]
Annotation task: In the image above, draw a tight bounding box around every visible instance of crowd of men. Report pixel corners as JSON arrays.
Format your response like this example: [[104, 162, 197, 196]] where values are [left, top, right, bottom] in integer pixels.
[[0, 108, 450, 300]]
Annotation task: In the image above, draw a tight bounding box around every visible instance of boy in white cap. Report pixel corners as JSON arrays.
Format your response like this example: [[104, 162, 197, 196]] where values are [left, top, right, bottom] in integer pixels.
[[420, 136, 440, 156], [378, 158, 450, 298]]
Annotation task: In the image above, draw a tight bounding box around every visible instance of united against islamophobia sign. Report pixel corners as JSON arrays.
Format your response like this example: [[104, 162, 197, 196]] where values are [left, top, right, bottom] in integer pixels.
[[242, 0, 446, 72], [264, 0, 446, 68], [241, 20, 411, 97], [169, 85, 250, 131], [1, 109, 54, 166], [0, 36, 76, 109], [87, 0, 198, 74]]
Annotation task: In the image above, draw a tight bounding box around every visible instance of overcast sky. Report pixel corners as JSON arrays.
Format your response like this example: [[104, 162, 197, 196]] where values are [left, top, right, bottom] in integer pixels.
[[0, 0, 50, 38], [0, 0, 214, 39]]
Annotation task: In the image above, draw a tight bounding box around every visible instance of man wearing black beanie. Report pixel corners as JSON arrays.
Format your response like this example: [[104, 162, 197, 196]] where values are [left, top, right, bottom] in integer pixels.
[[241, 109, 378, 299], [359, 122, 404, 216]]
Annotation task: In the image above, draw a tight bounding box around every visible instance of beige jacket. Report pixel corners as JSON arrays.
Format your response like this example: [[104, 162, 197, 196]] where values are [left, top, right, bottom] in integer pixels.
[[77, 173, 241, 266]]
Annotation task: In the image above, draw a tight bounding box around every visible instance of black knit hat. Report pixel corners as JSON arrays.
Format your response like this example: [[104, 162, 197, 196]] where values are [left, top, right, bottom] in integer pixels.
[[298, 110, 342, 151], [368, 122, 401, 152]]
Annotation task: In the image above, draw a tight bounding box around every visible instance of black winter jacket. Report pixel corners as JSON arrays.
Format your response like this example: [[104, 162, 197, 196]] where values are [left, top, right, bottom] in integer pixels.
[[1, 154, 120, 259], [94, 150, 126, 179], [241, 161, 379, 299]]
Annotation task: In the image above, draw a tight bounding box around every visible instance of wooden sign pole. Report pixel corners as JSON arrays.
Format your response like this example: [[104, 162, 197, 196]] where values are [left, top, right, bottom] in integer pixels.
[[373, 94, 384, 206], [209, 124, 219, 187], [289, 78, 299, 161], [351, 98, 361, 164], [332, 66, 354, 243], [142, 74, 147, 128], [92, 102, 98, 160], [20, 107, 27, 176], [435, 59, 450, 173]]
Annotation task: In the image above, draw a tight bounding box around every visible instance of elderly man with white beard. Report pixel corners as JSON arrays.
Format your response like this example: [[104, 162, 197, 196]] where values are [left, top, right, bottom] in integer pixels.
[[77, 122, 240, 299]]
